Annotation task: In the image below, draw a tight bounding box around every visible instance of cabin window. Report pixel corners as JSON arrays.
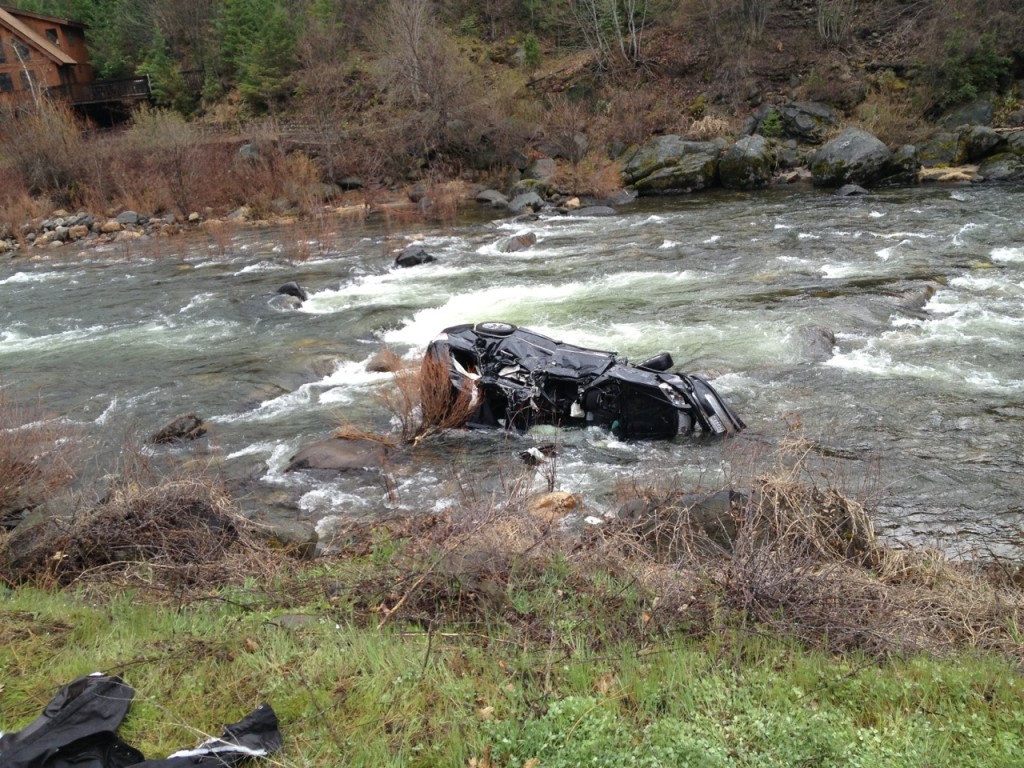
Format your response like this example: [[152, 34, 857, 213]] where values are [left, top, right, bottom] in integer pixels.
[[12, 39, 31, 61], [0, 73, 13, 93], [0, 42, 6, 63], [19, 69, 37, 91], [45, 29, 60, 46]]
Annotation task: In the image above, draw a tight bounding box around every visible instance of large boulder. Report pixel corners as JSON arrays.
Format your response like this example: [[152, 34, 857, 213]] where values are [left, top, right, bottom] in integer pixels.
[[394, 244, 435, 268], [1006, 130, 1024, 155], [960, 125, 1005, 163], [620, 136, 721, 195], [507, 191, 546, 214], [747, 101, 840, 144], [918, 131, 964, 167], [285, 437, 389, 473], [810, 128, 893, 188], [977, 153, 1024, 182], [719, 134, 775, 190], [878, 144, 921, 186], [940, 99, 994, 129], [475, 189, 509, 207]]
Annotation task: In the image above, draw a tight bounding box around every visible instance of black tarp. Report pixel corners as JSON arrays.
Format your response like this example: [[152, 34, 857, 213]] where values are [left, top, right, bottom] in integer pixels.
[[0, 673, 282, 768]]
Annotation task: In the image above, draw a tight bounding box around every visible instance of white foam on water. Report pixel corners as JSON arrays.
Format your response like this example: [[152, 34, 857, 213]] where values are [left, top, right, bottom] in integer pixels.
[[378, 271, 706, 352], [820, 263, 861, 279], [797, 232, 820, 240], [991, 246, 1024, 264], [869, 211, 885, 218], [0, 324, 109, 353], [876, 239, 914, 260], [826, 346, 935, 378], [952, 222, 981, 246], [179, 292, 216, 314], [234, 261, 285, 275], [879, 231, 932, 240], [660, 240, 680, 249], [0, 271, 60, 285], [302, 487, 379, 517], [703, 235, 721, 244], [949, 274, 1015, 294], [215, 357, 393, 424]]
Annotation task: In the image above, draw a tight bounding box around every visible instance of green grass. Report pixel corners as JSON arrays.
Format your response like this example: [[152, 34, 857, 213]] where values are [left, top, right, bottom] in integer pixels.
[[2, 562, 1022, 768]]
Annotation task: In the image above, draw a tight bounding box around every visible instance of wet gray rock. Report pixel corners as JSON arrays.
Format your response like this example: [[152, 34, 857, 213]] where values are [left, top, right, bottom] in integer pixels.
[[565, 206, 617, 217], [276, 281, 308, 301], [285, 437, 389, 473], [497, 232, 537, 253], [150, 414, 207, 444], [394, 244, 436, 268], [798, 326, 837, 361], [747, 101, 840, 143], [257, 519, 318, 559], [960, 125, 1005, 163], [620, 136, 721, 195], [719, 134, 774, 190], [475, 189, 509, 207], [977, 153, 1024, 182], [835, 184, 870, 197], [507, 191, 546, 214], [810, 128, 892, 188], [918, 132, 964, 167], [879, 144, 921, 186]]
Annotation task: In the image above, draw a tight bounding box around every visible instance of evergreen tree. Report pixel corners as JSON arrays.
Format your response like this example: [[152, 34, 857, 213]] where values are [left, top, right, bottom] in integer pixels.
[[136, 29, 193, 113], [216, 0, 297, 111]]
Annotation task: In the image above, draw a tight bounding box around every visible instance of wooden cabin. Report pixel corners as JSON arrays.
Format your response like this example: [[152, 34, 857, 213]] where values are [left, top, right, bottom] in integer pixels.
[[0, 4, 156, 121], [0, 4, 91, 102]]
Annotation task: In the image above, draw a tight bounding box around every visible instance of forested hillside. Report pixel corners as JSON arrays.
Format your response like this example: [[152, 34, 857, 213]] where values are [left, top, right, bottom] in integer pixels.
[[4, 0, 1023, 209]]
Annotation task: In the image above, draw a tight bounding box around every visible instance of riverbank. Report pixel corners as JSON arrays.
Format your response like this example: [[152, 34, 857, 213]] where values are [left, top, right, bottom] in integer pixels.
[[3, 471, 1023, 766]]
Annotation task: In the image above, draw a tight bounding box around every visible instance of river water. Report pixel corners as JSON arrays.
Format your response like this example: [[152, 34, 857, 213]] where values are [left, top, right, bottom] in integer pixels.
[[2, 185, 1023, 555]]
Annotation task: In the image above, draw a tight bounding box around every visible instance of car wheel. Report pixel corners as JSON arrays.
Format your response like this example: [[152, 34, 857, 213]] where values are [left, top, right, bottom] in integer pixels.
[[475, 321, 516, 337]]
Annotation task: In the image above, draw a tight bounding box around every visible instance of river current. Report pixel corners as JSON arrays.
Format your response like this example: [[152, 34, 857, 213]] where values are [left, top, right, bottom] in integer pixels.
[[2, 185, 1023, 555]]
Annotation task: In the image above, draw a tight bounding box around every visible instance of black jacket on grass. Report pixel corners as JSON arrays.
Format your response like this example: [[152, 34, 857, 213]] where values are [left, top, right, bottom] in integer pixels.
[[0, 673, 281, 768]]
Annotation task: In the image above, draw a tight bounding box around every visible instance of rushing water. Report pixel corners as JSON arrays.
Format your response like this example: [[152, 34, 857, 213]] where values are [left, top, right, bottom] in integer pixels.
[[3, 185, 1023, 555]]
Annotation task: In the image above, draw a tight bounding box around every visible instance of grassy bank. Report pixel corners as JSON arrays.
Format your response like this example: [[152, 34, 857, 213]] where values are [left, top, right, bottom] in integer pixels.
[[3, 386, 1023, 765], [2, 562, 1022, 767]]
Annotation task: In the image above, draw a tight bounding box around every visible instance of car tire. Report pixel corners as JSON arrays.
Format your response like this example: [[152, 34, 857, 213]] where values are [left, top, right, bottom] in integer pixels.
[[475, 321, 516, 337]]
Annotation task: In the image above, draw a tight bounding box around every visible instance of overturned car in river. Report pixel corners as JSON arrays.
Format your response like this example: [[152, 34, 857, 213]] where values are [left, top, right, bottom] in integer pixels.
[[424, 322, 745, 440]]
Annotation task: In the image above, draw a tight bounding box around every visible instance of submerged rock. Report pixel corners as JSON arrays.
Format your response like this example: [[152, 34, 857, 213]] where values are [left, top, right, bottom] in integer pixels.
[[150, 414, 207, 444], [285, 437, 389, 473]]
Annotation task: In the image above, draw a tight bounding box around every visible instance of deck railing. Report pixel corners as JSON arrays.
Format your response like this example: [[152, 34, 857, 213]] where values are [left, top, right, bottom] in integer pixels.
[[48, 75, 151, 105]]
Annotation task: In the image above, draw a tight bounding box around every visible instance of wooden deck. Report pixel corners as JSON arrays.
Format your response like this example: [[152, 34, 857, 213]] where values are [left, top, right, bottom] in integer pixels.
[[48, 75, 152, 105]]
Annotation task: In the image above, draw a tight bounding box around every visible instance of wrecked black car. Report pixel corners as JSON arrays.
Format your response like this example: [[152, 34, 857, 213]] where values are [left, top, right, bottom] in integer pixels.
[[424, 322, 745, 440]]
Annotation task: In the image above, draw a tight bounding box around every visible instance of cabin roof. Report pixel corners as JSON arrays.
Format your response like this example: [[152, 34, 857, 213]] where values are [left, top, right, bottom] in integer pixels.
[[0, 5, 79, 66]]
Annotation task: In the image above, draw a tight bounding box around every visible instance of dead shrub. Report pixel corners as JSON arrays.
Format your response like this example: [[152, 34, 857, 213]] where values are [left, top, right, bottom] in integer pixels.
[[0, 388, 76, 528], [686, 115, 734, 140], [374, 351, 478, 444], [0, 99, 87, 207], [0, 181, 47, 245], [598, 435, 1024, 660], [122, 106, 205, 216], [3, 452, 278, 592]]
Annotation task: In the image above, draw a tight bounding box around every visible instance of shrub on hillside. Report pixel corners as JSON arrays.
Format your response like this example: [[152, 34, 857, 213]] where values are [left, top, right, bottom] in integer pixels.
[[0, 99, 86, 207]]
